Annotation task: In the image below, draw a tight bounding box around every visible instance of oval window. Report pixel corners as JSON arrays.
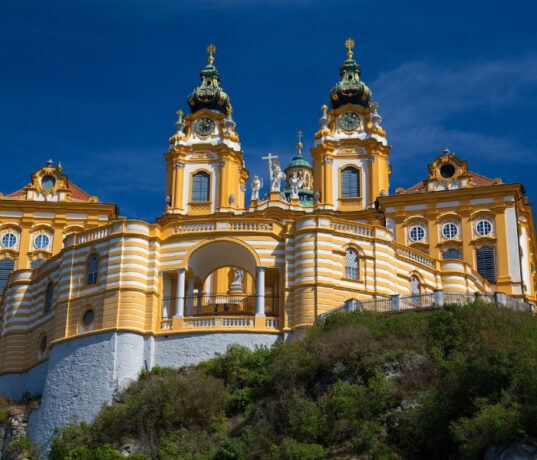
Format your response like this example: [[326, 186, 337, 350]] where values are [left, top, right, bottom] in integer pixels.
[[442, 223, 458, 239], [476, 220, 492, 237], [1, 232, 16, 248], [34, 234, 50, 250], [82, 309, 94, 326], [409, 225, 426, 242], [41, 175, 56, 190], [440, 164, 455, 178]]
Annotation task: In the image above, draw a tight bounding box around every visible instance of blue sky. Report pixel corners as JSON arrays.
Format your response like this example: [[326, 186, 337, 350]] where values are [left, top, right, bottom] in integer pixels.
[[1, 0, 537, 221]]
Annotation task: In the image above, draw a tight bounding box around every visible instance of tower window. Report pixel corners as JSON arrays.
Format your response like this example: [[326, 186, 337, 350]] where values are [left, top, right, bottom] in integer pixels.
[[0, 258, 15, 292], [87, 253, 99, 286], [44, 282, 53, 313], [345, 248, 359, 280], [341, 167, 360, 197], [476, 246, 496, 283], [192, 172, 210, 202], [442, 248, 461, 260]]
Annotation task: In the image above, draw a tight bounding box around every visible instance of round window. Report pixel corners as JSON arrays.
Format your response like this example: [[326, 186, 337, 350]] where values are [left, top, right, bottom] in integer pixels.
[[41, 175, 56, 190], [34, 234, 50, 250], [409, 225, 426, 242], [476, 220, 493, 237], [40, 335, 47, 352], [442, 223, 458, 239], [440, 164, 456, 178], [1, 232, 16, 248], [82, 309, 94, 326]]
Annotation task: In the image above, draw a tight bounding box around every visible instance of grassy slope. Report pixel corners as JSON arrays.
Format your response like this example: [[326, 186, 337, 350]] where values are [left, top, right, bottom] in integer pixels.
[[49, 302, 537, 459]]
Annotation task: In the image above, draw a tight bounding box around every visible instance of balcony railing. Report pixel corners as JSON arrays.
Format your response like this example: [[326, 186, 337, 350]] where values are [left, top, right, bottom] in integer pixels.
[[161, 292, 279, 318]]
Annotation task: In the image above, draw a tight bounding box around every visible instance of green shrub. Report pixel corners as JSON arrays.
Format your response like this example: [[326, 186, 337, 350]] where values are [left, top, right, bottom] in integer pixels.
[[267, 438, 324, 460], [6, 434, 39, 460], [450, 399, 523, 458]]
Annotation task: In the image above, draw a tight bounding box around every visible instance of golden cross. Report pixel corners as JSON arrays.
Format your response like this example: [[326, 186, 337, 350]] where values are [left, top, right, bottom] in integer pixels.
[[297, 130, 303, 144], [345, 37, 355, 59], [207, 44, 216, 64]]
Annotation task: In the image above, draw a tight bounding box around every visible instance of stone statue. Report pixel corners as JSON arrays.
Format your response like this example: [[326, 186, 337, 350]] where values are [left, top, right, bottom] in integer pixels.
[[251, 175, 263, 201], [230, 267, 244, 291], [270, 161, 286, 192], [288, 172, 303, 199]]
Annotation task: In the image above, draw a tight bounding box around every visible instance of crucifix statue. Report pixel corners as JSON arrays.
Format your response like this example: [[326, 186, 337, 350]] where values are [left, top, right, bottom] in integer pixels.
[[262, 152, 286, 192]]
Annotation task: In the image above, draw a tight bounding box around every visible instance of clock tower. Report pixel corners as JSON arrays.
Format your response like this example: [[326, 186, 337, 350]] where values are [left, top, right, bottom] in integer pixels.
[[163, 45, 249, 216], [311, 40, 390, 212]]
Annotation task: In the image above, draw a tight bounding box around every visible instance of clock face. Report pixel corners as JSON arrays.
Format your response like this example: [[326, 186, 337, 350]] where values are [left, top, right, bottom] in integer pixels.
[[193, 116, 215, 136], [339, 111, 360, 132]]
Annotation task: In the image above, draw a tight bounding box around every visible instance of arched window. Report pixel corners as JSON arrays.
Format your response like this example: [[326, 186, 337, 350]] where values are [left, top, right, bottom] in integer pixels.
[[87, 253, 99, 285], [341, 167, 360, 198], [442, 248, 460, 260], [44, 282, 53, 313], [0, 258, 15, 292], [192, 172, 210, 202], [476, 246, 496, 283], [345, 248, 359, 280]]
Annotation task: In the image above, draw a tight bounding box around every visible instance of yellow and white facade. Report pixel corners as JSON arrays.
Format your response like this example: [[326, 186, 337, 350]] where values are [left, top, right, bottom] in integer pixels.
[[0, 42, 536, 449]]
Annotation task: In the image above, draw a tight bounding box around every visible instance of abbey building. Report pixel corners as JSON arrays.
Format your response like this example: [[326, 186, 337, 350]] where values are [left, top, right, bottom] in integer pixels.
[[0, 42, 536, 450]]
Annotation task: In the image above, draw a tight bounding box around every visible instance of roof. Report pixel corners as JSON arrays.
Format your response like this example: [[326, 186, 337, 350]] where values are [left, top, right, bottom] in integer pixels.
[[5, 180, 93, 202], [406, 171, 496, 193]]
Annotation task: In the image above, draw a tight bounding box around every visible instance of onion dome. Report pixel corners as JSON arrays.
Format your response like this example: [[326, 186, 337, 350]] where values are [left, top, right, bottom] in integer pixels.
[[187, 44, 232, 115], [329, 39, 372, 109]]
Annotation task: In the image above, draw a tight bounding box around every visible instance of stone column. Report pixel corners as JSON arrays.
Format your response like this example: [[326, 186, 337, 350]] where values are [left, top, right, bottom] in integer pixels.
[[433, 289, 444, 307], [255, 267, 266, 317], [187, 277, 195, 316], [174, 268, 186, 318], [391, 294, 400, 312], [197, 289, 203, 315]]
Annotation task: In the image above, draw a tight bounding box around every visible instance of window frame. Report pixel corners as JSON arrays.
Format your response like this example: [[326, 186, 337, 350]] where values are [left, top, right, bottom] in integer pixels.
[[475, 219, 493, 237], [409, 225, 426, 243], [476, 245, 496, 284], [86, 253, 99, 286], [345, 247, 359, 280], [191, 171, 211, 203], [340, 166, 361, 198], [1, 232, 17, 249], [442, 222, 458, 239]]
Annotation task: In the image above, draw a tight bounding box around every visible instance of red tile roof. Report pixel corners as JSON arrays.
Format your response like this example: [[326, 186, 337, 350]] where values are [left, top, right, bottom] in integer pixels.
[[4, 181, 94, 201], [405, 171, 495, 193]]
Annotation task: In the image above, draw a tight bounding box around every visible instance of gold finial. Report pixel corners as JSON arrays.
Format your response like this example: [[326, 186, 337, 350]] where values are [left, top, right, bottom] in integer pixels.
[[176, 109, 183, 118], [372, 102, 379, 111], [321, 104, 327, 113], [345, 37, 355, 59], [207, 44, 216, 64], [297, 130, 303, 154]]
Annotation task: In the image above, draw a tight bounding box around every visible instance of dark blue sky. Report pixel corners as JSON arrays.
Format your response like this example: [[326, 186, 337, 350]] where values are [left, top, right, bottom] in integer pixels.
[[2, 0, 537, 220]]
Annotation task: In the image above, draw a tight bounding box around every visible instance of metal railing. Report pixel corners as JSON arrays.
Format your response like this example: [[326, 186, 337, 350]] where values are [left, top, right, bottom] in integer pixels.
[[161, 292, 279, 318], [318, 291, 535, 322]]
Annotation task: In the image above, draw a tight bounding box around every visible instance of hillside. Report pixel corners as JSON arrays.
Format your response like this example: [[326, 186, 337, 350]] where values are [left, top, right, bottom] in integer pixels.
[[46, 302, 537, 459]]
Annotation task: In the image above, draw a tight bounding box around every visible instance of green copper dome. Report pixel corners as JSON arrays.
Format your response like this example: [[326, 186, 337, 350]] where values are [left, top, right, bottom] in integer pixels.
[[329, 47, 372, 110], [286, 152, 312, 170], [187, 46, 232, 115]]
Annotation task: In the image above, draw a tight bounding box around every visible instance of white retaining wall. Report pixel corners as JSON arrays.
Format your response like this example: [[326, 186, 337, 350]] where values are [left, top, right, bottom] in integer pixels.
[[0, 331, 280, 455]]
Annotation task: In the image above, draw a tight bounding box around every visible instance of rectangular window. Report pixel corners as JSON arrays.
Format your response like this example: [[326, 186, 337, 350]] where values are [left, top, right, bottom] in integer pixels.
[[192, 172, 210, 202], [476, 246, 496, 283], [341, 168, 360, 197]]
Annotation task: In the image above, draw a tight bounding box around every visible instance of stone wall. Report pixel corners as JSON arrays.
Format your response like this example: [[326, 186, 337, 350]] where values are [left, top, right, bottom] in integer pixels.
[[0, 331, 280, 454]]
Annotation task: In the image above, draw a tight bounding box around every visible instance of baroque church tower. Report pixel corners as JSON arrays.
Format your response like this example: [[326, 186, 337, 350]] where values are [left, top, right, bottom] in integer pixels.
[[311, 39, 390, 212], [163, 45, 249, 216]]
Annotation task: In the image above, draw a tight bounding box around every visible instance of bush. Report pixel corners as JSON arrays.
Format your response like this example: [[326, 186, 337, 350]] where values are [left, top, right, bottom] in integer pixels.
[[267, 438, 324, 460]]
